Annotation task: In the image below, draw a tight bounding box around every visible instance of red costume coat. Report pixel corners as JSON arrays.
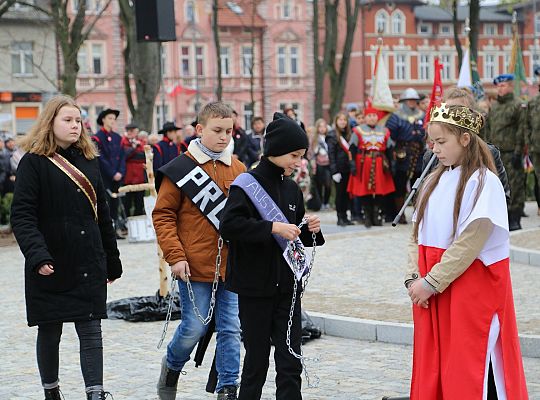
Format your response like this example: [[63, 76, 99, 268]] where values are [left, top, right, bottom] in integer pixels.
[[347, 124, 395, 196]]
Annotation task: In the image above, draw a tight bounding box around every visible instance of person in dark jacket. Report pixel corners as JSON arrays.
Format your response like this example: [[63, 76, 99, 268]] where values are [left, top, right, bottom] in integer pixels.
[[10, 95, 122, 400], [220, 113, 324, 400], [120, 122, 146, 216], [231, 110, 250, 165], [326, 112, 354, 226], [92, 108, 126, 237], [154, 121, 182, 171]]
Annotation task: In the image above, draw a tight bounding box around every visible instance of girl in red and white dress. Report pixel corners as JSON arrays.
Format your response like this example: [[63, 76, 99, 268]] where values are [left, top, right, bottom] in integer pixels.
[[347, 107, 395, 227], [405, 103, 528, 400]]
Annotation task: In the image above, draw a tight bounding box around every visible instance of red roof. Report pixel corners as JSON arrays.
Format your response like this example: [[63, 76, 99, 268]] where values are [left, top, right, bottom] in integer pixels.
[[217, 1, 266, 28]]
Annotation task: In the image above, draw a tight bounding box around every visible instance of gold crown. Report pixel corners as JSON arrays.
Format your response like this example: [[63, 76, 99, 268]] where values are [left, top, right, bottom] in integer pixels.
[[429, 103, 484, 135]]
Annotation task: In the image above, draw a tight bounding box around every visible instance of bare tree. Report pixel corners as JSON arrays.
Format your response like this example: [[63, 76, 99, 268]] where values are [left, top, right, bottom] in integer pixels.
[[118, 0, 161, 132], [469, 0, 480, 64], [312, 0, 333, 120], [326, 0, 361, 119], [0, 0, 17, 17], [17, 0, 112, 96], [452, 0, 463, 67], [212, 0, 223, 101]]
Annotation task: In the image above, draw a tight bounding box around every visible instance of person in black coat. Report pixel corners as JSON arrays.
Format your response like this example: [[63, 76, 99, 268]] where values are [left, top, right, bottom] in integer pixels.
[[92, 108, 126, 237], [10, 95, 122, 400], [220, 113, 324, 400], [326, 112, 354, 226]]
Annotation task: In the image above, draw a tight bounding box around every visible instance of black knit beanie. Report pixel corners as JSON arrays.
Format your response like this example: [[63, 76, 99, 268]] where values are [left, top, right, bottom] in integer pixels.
[[263, 112, 309, 157]]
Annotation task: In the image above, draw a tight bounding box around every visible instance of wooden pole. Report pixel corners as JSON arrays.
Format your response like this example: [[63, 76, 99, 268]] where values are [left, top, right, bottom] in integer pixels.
[[142, 145, 169, 296]]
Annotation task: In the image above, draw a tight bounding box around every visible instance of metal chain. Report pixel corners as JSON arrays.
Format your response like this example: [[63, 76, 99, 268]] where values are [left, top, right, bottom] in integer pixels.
[[286, 218, 320, 388], [186, 236, 223, 325], [157, 275, 177, 349], [157, 236, 223, 348]]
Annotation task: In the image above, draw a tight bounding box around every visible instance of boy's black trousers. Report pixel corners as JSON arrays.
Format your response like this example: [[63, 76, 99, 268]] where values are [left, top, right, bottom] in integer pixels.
[[238, 291, 303, 400]]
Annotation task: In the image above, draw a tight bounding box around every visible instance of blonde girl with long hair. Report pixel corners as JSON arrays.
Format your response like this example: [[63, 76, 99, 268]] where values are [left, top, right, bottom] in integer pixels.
[[11, 95, 122, 400], [405, 103, 528, 399]]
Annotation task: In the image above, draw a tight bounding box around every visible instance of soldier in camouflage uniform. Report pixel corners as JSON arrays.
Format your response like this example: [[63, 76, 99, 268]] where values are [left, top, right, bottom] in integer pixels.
[[525, 67, 540, 216], [485, 74, 527, 230]]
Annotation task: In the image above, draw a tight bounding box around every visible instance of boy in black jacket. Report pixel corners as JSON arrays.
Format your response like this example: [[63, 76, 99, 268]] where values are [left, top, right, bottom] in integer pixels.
[[220, 113, 324, 400]]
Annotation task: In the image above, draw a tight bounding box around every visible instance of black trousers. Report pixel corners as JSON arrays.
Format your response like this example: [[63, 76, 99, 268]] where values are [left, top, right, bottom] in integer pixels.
[[103, 179, 120, 221], [487, 360, 498, 400], [315, 165, 331, 205], [238, 292, 302, 400], [36, 320, 103, 390], [122, 191, 144, 216], [334, 173, 350, 218]]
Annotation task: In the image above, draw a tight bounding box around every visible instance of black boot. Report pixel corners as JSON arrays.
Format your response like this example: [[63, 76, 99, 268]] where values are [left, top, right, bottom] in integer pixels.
[[363, 206, 373, 228], [44, 387, 63, 400], [86, 390, 113, 399], [509, 211, 522, 231], [217, 385, 238, 400], [372, 206, 383, 226]]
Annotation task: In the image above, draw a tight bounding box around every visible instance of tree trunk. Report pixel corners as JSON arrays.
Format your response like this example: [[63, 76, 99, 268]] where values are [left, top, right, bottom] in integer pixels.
[[469, 0, 480, 63], [328, 0, 360, 119], [119, 0, 161, 131], [313, 0, 323, 120], [212, 0, 222, 101], [0, 0, 17, 17], [452, 0, 462, 67]]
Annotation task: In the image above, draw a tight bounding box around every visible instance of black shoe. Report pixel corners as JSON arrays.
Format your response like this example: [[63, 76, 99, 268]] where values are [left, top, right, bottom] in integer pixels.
[[217, 385, 238, 400], [509, 211, 522, 231], [87, 391, 113, 400], [337, 217, 347, 226], [344, 218, 354, 225], [44, 387, 63, 400], [363, 205, 373, 228]]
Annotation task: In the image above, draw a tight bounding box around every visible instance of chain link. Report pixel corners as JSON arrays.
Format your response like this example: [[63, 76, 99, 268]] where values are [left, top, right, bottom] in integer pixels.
[[157, 236, 223, 348], [286, 218, 320, 388], [157, 275, 177, 349]]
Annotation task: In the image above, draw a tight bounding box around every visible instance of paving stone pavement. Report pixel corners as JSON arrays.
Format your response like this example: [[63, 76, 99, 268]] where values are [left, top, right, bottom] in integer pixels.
[[2, 202, 539, 399]]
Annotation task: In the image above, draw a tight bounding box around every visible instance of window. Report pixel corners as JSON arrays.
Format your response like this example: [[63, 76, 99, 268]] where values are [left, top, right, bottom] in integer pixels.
[[504, 53, 511, 72], [278, 46, 286, 75], [181, 46, 190, 76], [440, 23, 453, 36], [375, 10, 388, 34], [391, 11, 405, 35], [155, 105, 169, 130], [504, 24, 513, 36], [394, 54, 406, 80], [242, 46, 253, 76], [419, 54, 431, 81], [536, 13, 540, 35], [11, 42, 33, 75], [418, 23, 432, 35], [195, 46, 204, 76], [243, 103, 253, 131], [161, 46, 167, 77], [441, 54, 452, 80], [185, 0, 195, 23], [276, 45, 300, 76], [484, 54, 496, 80], [281, 0, 292, 19], [72, 0, 105, 13], [531, 54, 540, 76], [77, 42, 104, 75], [220, 47, 231, 76], [484, 24, 497, 36], [92, 43, 103, 74]]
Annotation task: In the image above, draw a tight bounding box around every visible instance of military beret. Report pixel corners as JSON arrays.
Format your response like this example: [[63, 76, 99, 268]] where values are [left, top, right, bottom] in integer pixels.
[[493, 74, 514, 85]]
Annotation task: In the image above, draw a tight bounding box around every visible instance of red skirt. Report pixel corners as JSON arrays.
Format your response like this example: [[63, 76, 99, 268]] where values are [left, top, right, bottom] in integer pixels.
[[410, 245, 528, 399], [347, 153, 395, 197]]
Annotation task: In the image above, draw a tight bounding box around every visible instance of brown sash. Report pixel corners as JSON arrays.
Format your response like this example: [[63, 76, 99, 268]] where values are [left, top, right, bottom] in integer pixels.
[[48, 153, 98, 221]]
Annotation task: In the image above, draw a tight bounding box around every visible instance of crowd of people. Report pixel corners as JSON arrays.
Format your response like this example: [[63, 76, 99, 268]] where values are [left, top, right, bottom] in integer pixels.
[[4, 70, 540, 400]]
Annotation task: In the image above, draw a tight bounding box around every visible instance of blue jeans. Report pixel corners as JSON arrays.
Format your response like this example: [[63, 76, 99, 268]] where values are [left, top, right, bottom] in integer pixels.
[[167, 280, 241, 391]]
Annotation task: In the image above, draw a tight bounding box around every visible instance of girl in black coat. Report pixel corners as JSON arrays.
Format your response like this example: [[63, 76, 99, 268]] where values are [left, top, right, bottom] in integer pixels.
[[220, 113, 324, 400], [326, 112, 354, 226], [10, 95, 122, 400]]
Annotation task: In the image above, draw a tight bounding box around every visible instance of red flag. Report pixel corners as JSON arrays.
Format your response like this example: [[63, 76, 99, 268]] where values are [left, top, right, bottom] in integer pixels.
[[168, 83, 197, 97], [424, 57, 444, 124]]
